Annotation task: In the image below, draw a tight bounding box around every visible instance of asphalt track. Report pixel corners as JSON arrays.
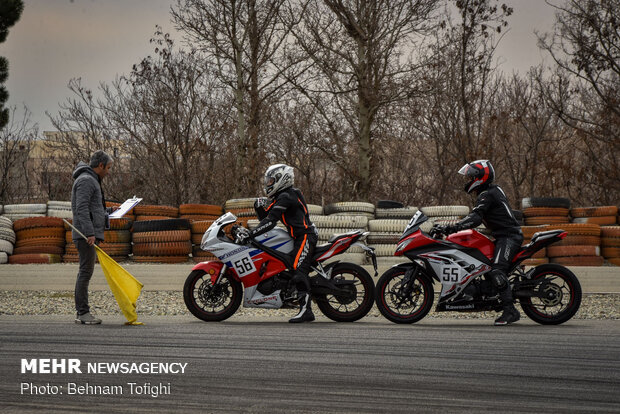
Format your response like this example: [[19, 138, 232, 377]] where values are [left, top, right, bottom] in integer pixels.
[[1, 315, 619, 413]]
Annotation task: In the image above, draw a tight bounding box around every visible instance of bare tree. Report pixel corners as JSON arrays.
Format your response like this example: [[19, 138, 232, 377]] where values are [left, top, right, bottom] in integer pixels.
[[537, 0, 619, 204], [403, 0, 512, 204], [172, 0, 299, 196], [0, 106, 36, 203], [284, 0, 439, 201]]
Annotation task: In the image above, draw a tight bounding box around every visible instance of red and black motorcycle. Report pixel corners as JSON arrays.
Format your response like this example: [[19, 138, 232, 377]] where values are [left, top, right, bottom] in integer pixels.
[[375, 211, 582, 324]]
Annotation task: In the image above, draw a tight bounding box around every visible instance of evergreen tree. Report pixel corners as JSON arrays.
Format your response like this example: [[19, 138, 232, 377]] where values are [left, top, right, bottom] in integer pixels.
[[0, 0, 24, 129]]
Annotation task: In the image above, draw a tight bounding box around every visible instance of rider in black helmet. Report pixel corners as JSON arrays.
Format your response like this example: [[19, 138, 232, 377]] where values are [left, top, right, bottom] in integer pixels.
[[437, 160, 523, 326]]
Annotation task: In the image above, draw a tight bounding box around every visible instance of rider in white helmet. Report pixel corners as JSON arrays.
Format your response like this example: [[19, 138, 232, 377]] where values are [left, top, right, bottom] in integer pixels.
[[249, 164, 318, 323]]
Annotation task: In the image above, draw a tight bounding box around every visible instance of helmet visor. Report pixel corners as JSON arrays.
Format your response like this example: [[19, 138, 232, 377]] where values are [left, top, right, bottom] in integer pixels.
[[265, 176, 276, 188], [458, 164, 472, 176]]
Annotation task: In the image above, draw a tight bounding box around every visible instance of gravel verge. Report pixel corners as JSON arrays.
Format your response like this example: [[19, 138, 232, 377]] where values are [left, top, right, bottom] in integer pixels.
[[0, 291, 618, 320]]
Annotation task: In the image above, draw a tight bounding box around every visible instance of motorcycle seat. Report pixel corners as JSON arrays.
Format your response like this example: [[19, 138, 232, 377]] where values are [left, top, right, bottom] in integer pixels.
[[313, 230, 363, 257]]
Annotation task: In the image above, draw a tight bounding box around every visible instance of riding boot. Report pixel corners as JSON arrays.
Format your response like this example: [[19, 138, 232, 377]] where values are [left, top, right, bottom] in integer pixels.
[[289, 292, 315, 323], [494, 286, 520, 326]]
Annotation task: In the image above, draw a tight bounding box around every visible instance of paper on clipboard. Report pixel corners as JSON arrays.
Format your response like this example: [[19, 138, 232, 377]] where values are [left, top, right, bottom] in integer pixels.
[[109, 197, 142, 219]]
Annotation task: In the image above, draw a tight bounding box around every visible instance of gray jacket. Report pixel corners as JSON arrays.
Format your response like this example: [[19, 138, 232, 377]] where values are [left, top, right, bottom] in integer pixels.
[[71, 162, 107, 241]]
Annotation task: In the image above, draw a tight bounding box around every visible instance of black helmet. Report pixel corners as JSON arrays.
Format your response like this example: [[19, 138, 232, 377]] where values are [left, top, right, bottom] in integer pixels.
[[458, 160, 495, 194]]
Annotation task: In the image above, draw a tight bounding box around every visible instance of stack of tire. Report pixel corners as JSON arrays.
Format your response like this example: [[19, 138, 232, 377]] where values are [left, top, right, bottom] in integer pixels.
[[224, 198, 257, 228], [367, 201, 419, 266], [420, 205, 470, 228], [545, 223, 603, 266], [46, 201, 72, 219], [63, 217, 134, 263], [2, 203, 46, 221], [9, 217, 64, 264], [133, 204, 178, 221], [601, 226, 620, 266], [520, 225, 549, 266], [0, 216, 14, 264], [181, 204, 224, 263], [131, 218, 191, 263], [521, 197, 571, 226], [179, 204, 223, 222], [314, 202, 374, 265], [570, 206, 618, 226], [190, 219, 219, 263]]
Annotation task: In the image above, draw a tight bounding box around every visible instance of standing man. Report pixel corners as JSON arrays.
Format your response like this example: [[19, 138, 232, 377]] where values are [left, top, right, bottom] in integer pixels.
[[71, 150, 113, 324]]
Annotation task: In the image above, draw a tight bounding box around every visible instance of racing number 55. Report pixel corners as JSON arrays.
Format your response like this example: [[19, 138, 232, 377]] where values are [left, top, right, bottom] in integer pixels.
[[442, 267, 459, 282]]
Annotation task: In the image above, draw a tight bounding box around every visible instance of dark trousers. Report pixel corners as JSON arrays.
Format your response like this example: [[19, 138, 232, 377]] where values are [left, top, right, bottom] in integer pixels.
[[291, 232, 317, 293], [492, 234, 524, 274], [491, 234, 524, 306], [75, 239, 96, 315]]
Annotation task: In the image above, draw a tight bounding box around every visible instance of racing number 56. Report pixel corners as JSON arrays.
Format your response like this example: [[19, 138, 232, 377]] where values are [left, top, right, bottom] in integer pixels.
[[234, 257, 254, 276]]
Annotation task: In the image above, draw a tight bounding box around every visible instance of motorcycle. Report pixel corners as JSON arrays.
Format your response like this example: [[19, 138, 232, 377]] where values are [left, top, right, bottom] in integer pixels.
[[375, 211, 582, 324], [184, 212, 377, 322]]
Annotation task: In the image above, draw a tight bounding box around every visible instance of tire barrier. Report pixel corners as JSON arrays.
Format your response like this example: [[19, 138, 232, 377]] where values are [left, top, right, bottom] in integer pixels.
[[1, 201, 617, 266], [0, 251, 6, 264], [190, 220, 218, 263], [11, 217, 65, 263], [324, 201, 375, 216], [179, 204, 222, 223], [132, 218, 191, 263], [9, 253, 62, 264], [46, 200, 72, 219], [375, 206, 418, 220], [521, 197, 571, 210], [133, 204, 179, 221], [523, 206, 570, 226], [601, 226, 620, 263]]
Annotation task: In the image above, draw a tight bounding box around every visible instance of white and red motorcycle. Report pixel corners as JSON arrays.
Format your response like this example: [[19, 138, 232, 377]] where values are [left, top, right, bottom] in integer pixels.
[[184, 213, 377, 322], [375, 211, 582, 324]]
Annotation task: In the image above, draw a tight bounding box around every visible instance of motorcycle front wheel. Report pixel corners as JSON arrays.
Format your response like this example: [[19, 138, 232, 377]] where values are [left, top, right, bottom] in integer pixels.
[[375, 266, 434, 324], [315, 263, 375, 322], [518, 264, 581, 325], [183, 269, 242, 322]]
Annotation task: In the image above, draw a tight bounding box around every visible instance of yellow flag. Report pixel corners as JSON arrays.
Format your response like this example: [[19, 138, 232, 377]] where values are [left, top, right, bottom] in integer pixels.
[[95, 245, 144, 325]]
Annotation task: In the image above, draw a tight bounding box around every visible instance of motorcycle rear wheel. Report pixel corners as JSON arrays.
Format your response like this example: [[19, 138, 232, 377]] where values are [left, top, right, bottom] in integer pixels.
[[518, 264, 581, 325], [183, 269, 242, 322], [315, 263, 375, 322], [375, 266, 434, 324]]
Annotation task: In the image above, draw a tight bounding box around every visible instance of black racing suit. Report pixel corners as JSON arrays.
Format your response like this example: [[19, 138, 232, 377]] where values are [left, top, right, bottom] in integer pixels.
[[454, 184, 523, 305], [251, 187, 318, 294]]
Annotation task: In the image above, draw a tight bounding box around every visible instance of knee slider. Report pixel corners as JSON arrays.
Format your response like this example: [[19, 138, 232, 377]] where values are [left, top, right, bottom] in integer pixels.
[[489, 269, 508, 290]]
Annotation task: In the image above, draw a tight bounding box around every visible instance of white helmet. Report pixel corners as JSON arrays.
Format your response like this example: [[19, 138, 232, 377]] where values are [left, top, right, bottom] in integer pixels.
[[264, 164, 294, 197]]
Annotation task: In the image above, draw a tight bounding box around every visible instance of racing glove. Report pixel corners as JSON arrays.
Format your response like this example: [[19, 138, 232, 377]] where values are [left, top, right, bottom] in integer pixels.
[[234, 226, 251, 244]]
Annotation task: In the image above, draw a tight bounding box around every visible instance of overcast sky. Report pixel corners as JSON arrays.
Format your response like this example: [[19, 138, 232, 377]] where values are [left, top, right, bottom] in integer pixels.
[[3, 0, 559, 133]]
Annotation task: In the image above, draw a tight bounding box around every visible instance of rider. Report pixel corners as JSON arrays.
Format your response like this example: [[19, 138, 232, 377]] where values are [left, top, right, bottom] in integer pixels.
[[238, 164, 318, 323], [436, 160, 523, 326]]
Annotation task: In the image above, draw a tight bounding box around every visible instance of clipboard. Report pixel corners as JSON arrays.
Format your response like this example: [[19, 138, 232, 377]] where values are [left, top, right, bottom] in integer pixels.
[[109, 197, 142, 219]]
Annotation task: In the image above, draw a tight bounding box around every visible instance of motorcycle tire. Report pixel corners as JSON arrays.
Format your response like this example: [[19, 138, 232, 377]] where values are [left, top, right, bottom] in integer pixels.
[[518, 264, 581, 325], [375, 266, 434, 324], [315, 263, 375, 322], [183, 269, 242, 322]]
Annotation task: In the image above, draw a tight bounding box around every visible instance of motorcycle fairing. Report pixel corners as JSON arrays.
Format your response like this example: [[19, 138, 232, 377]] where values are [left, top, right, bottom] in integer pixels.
[[418, 248, 491, 300]]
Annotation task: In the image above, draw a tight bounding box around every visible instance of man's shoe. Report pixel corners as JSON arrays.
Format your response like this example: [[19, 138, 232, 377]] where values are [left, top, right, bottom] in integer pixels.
[[75, 312, 102, 325], [289, 293, 315, 323], [494, 306, 520, 326]]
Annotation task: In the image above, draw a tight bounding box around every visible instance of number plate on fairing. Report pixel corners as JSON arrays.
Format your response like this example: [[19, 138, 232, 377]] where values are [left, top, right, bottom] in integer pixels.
[[231, 253, 257, 277]]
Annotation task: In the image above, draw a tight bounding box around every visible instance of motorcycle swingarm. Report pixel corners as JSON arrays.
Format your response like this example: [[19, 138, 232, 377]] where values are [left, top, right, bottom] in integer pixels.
[[310, 275, 355, 297]]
